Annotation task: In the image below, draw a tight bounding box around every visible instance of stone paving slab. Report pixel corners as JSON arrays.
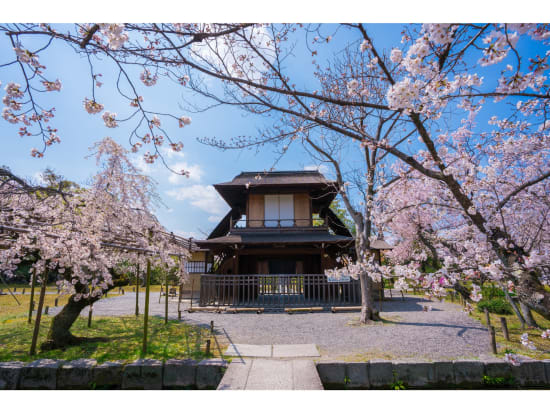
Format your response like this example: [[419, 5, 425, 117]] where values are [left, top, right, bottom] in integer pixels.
[[224, 344, 272, 358], [218, 358, 323, 390], [224, 343, 320, 358], [272, 344, 320, 358]]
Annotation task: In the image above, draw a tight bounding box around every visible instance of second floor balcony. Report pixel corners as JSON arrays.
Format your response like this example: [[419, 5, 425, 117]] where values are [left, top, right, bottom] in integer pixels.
[[230, 216, 328, 232]]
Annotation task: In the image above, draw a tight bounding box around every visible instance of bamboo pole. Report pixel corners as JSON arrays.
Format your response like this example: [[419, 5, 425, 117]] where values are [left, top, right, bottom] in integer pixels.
[[484, 308, 491, 326], [500, 317, 510, 341], [28, 268, 37, 324], [30, 270, 48, 355], [135, 263, 140, 317], [142, 259, 151, 355], [87, 304, 93, 328], [489, 326, 497, 354], [177, 276, 182, 321], [164, 270, 169, 325]]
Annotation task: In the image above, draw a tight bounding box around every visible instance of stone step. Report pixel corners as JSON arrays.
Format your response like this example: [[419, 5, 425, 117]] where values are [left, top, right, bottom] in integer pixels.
[[217, 358, 323, 390]]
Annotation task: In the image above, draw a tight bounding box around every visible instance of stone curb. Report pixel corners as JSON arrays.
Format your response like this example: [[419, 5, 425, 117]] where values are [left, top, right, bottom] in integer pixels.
[[1, 358, 227, 390], [317, 359, 550, 389]]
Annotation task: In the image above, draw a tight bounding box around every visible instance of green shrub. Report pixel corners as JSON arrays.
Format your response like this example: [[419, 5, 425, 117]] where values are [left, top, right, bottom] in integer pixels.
[[477, 297, 513, 315], [481, 285, 505, 299]]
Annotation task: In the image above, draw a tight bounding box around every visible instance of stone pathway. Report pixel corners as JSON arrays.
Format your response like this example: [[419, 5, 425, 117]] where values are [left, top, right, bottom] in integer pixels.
[[224, 343, 320, 358], [48, 292, 492, 361], [218, 358, 323, 390]]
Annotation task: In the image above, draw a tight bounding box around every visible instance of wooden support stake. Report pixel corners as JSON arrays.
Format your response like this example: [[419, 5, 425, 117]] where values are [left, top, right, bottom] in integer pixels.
[[500, 317, 510, 341], [87, 305, 93, 328], [54, 298, 58, 307], [30, 271, 48, 355], [142, 259, 151, 355], [210, 320, 214, 333], [28, 269, 37, 324], [205, 339, 211, 356], [44, 306, 49, 315], [190, 279, 195, 311], [489, 326, 497, 354], [135, 263, 140, 317], [164, 271, 169, 325], [178, 310, 182, 320], [22, 288, 25, 295], [484, 308, 491, 326]]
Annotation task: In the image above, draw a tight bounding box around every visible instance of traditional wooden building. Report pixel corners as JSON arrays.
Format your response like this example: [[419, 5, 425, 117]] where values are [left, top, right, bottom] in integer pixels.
[[188, 170, 362, 308]]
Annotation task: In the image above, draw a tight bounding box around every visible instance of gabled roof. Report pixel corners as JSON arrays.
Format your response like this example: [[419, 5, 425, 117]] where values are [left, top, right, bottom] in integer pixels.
[[215, 170, 332, 186], [214, 170, 338, 209]]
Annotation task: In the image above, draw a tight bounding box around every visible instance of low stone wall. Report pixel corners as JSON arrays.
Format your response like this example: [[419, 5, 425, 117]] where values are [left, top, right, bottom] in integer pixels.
[[317, 359, 550, 389], [0, 358, 227, 390]]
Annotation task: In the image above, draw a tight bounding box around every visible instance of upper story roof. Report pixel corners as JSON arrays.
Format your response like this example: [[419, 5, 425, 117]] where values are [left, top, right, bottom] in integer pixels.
[[214, 170, 338, 209]]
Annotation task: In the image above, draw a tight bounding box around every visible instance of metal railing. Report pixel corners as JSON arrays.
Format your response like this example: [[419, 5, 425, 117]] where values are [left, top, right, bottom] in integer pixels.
[[185, 261, 212, 274], [230, 218, 327, 229], [199, 273, 361, 308]]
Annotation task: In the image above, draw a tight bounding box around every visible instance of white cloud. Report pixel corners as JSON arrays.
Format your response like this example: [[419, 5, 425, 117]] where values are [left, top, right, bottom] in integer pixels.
[[304, 164, 329, 174], [32, 171, 47, 185], [208, 215, 223, 223], [159, 146, 186, 161], [168, 161, 203, 184], [166, 185, 228, 216]]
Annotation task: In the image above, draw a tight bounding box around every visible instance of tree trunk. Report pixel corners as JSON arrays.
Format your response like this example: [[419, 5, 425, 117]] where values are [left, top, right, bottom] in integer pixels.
[[520, 301, 539, 328], [41, 275, 126, 350], [503, 288, 526, 328], [359, 271, 376, 323], [515, 269, 550, 321], [41, 295, 98, 350]]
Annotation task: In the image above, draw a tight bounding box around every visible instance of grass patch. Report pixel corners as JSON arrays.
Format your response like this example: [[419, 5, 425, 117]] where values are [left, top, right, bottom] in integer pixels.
[[470, 309, 550, 360], [0, 297, 220, 363]]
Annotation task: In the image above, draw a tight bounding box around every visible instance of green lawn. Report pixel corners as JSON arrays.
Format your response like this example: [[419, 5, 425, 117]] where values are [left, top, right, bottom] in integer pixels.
[[0, 298, 221, 363], [469, 308, 550, 360]]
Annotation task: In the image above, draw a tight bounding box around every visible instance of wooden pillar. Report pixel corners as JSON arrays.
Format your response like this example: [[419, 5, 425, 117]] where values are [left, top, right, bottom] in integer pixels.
[[30, 270, 48, 356], [28, 268, 37, 324], [142, 259, 151, 355], [135, 263, 140, 317]]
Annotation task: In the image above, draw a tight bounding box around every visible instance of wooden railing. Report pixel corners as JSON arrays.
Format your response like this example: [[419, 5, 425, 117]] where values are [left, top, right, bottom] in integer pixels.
[[199, 274, 361, 308], [230, 218, 327, 230], [185, 261, 212, 274]]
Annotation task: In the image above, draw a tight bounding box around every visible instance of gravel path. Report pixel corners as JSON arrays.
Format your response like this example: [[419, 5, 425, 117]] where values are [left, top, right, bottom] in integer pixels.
[[49, 291, 491, 361]]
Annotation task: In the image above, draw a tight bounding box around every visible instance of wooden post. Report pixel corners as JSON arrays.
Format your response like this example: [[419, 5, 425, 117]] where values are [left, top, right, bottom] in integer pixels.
[[500, 317, 510, 341], [28, 269, 37, 324], [87, 305, 93, 328], [484, 308, 491, 326], [205, 339, 211, 356], [210, 320, 214, 333], [164, 271, 169, 325], [30, 271, 48, 355], [54, 297, 58, 307], [489, 326, 497, 354], [190, 279, 195, 311], [22, 288, 25, 295], [135, 263, 140, 316], [177, 281, 182, 320], [44, 306, 49, 315], [142, 259, 151, 355]]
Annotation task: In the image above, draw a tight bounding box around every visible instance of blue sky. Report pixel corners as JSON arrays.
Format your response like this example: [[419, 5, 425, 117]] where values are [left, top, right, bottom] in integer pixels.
[[0, 24, 407, 238]]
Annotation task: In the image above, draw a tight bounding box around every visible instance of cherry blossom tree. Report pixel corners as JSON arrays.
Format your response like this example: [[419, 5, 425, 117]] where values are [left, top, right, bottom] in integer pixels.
[[0, 138, 189, 349], [1, 23, 549, 322]]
